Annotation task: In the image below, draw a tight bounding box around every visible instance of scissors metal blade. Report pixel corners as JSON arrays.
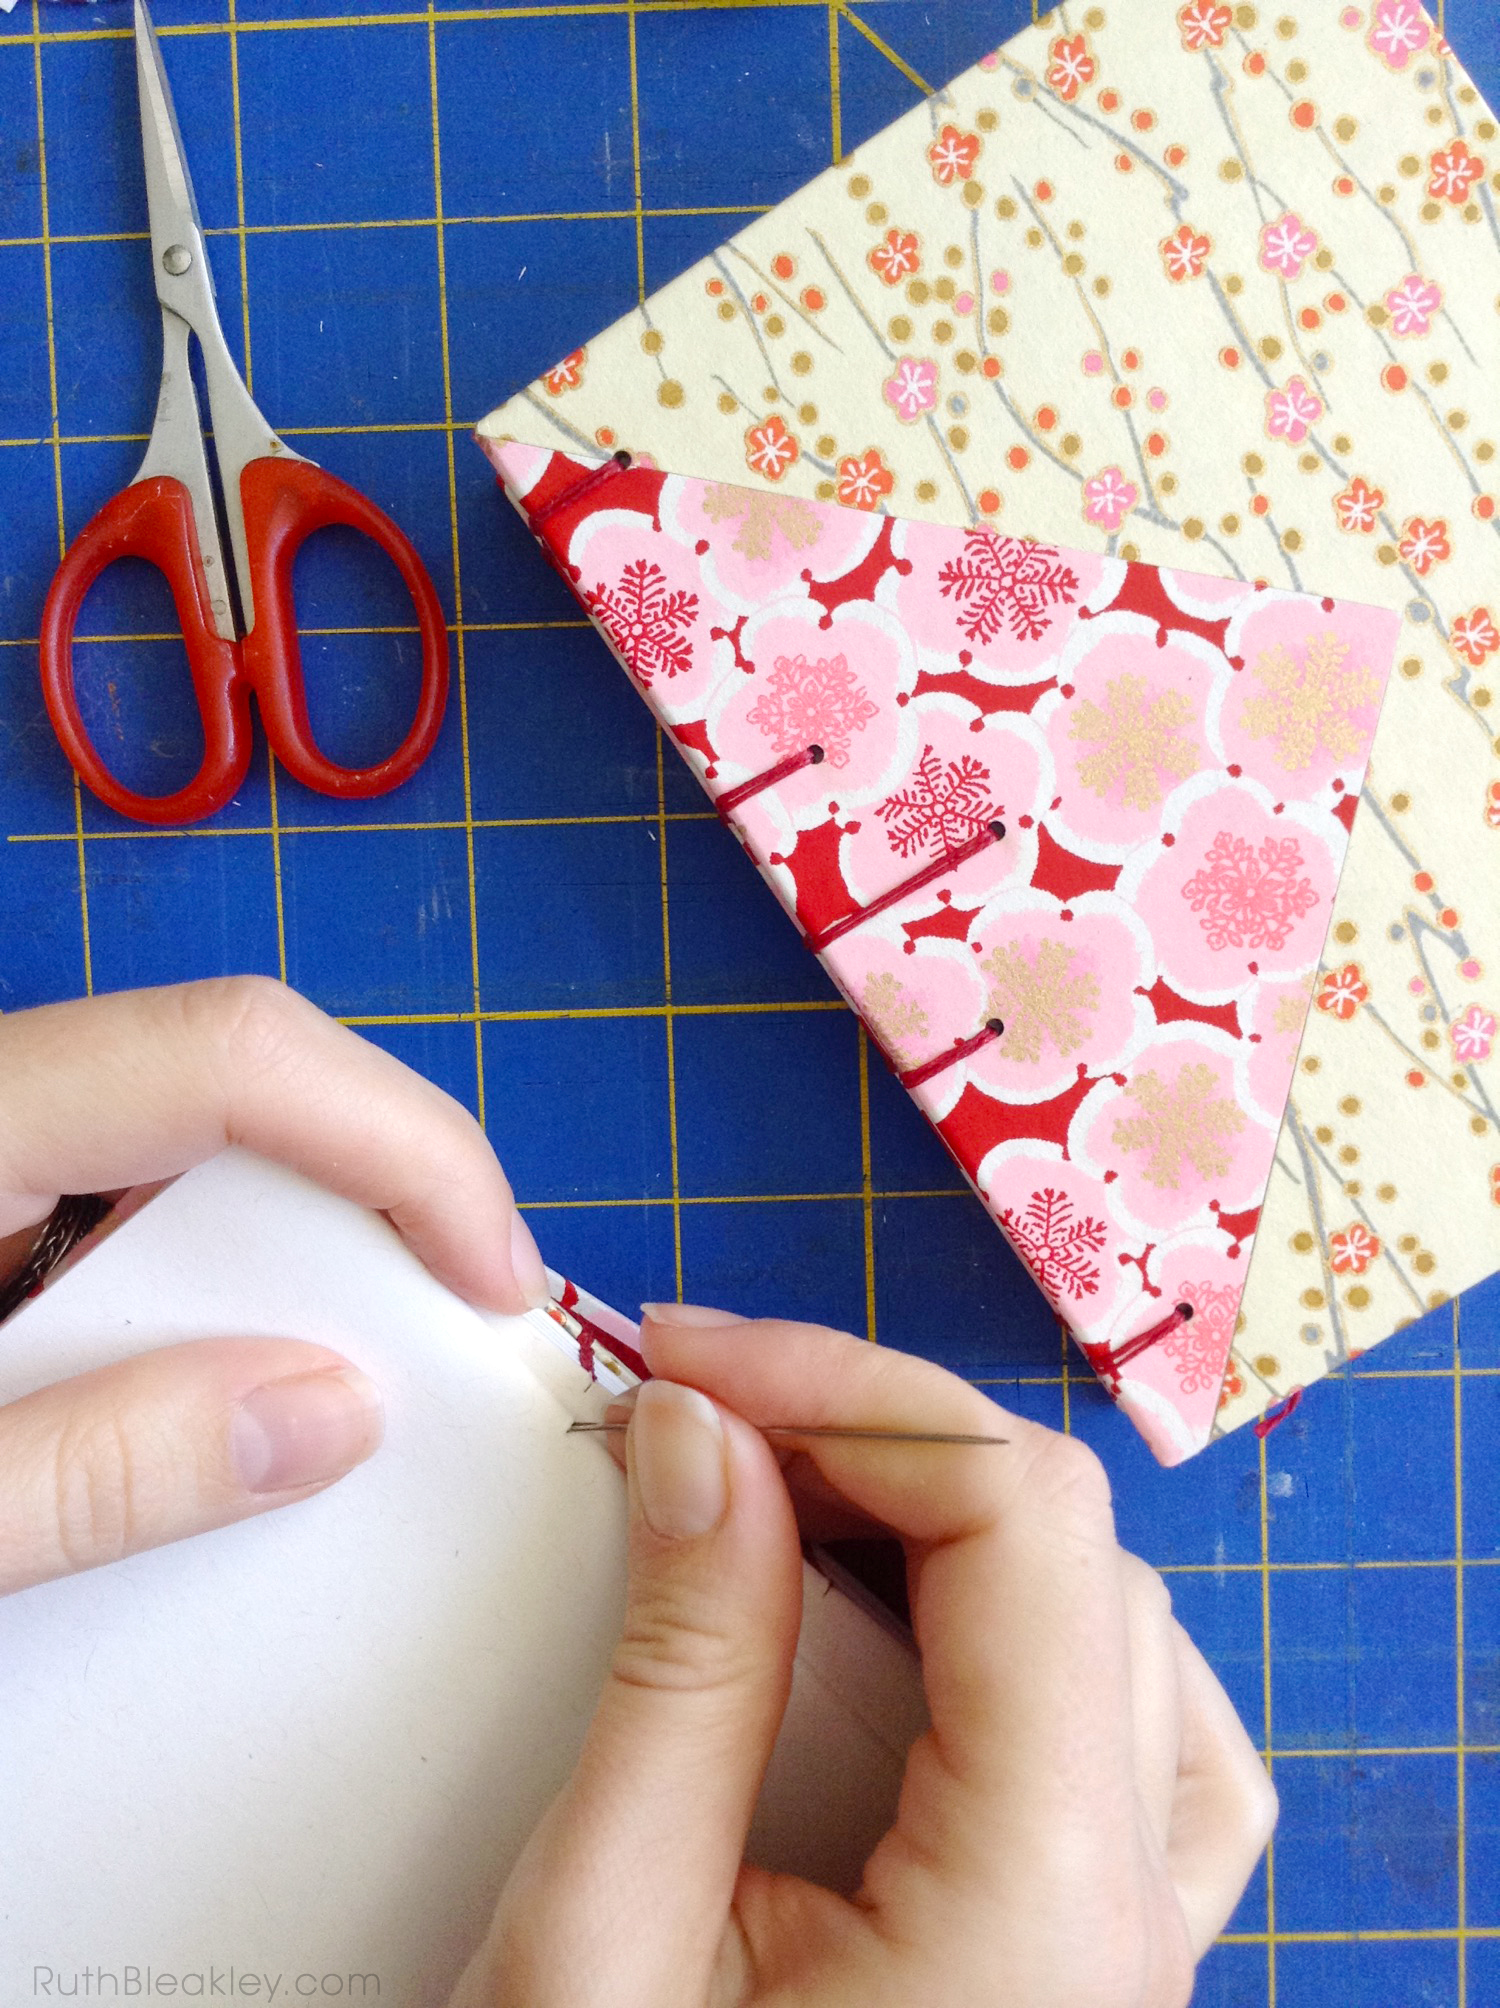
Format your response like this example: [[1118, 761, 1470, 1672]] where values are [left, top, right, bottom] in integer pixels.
[[132, 0, 304, 636]]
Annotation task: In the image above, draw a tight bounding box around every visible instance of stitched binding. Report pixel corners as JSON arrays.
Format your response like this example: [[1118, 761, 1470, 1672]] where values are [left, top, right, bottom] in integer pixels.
[[715, 745, 825, 819], [531, 449, 633, 526], [1085, 1300, 1195, 1387], [897, 1017, 1005, 1090], [806, 821, 1006, 955]]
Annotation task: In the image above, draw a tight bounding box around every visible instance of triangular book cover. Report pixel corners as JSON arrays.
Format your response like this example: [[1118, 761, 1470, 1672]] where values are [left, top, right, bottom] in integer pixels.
[[485, 441, 1398, 1465]]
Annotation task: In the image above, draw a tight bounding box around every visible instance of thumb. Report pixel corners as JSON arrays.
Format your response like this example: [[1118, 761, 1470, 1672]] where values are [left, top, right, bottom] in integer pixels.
[[0, 1338, 384, 1596], [472, 1380, 803, 2008]]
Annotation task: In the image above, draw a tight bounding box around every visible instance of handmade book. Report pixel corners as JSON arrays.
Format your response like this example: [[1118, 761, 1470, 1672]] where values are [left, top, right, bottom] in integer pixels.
[[477, 0, 1499, 1463], [0, 1151, 924, 2007]]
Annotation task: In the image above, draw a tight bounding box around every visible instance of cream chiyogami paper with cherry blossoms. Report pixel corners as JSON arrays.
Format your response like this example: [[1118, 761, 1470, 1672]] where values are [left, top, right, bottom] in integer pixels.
[[481, 0, 1500, 1445]]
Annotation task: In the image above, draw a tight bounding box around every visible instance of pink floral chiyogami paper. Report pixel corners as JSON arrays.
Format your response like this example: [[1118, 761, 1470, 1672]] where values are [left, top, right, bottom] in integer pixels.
[[480, 0, 1500, 1453]]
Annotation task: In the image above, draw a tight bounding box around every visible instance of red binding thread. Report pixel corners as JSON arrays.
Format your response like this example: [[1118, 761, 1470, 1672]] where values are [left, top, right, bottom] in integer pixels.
[[531, 448, 633, 526], [715, 744, 824, 820], [807, 821, 1006, 955], [1087, 1300, 1194, 1387], [1252, 1386, 1303, 1438], [898, 1017, 1005, 1090]]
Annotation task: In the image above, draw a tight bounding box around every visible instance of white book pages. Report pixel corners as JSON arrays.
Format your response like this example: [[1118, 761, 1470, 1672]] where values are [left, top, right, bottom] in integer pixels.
[[0, 1149, 924, 2004]]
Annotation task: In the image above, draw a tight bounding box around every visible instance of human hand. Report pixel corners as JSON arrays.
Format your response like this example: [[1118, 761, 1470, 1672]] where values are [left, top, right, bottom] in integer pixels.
[[457, 1307, 1275, 2008], [0, 976, 546, 1596]]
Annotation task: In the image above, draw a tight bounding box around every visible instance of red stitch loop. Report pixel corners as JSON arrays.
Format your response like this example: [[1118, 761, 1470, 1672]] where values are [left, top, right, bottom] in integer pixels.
[[806, 821, 1007, 954], [1085, 1299, 1194, 1388], [897, 1017, 1005, 1090], [714, 744, 825, 820], [1252, 1386, 1303, 1438], [531, 448, 633, 526]]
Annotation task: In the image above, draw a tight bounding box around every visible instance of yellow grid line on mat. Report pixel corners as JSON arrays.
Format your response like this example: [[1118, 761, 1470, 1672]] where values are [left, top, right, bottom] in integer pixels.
[[426, 0, 490, 1126], [28, 3, 92, 998]]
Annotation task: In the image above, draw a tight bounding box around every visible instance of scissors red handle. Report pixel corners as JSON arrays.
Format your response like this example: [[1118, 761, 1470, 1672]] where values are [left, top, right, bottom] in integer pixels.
[[38, 461, 448, 825], [39, 477, 251, 826], [237, 455, 448, 802]]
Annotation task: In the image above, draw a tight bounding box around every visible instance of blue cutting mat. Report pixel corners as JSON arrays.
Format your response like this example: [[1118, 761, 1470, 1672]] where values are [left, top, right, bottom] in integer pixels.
[[3, 2, 1500, 1999]]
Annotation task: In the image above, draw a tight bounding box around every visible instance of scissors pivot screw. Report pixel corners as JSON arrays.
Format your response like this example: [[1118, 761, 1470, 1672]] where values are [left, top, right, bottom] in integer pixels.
[[162, 244, 193, 275]]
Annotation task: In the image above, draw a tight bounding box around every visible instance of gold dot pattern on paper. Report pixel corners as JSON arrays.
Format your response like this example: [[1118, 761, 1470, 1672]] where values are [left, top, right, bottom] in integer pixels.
[[1347, 1285, 1371, 1308], [1301, 1288, 1325, 1309], [641, 329, 664, 355], [1335, 920, 1358, 943], [1293, 1230, 1315, 1252], [658, 380, 684, 407], [791, 352, 812, 375]]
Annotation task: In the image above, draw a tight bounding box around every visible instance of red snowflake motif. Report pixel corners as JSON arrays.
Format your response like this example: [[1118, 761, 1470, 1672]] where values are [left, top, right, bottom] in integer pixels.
[[876, 745, 998, 859], [543, 349, 585, 396], [1047, 33, 1096, 101], [999, 1187, 1108, 1301], [1428, 139, 1485, 205], [1399, 516, 1450, 575], [1450, 607, 1500, 667], [1316, 962, 1368, 1020], [928, 124, 982, 187], [1177, 0, 1232, 49], [585, 560, 699, 686], [867, 228, 921, 286], [1180, 831, 1319, 953], [1160, 222, 1212, 283], [1328, 1222, 1381, 1275], [1334, 477, 1384, 534], [1162, 1282, 1239, 1395], [937, 530, 1080, 646], [745, 652, 878, 768], [836, 448, 895, 511], [744, 413, 799, 482]]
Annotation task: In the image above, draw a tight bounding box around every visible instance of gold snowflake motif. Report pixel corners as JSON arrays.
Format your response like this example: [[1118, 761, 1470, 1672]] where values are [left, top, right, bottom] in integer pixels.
[[1068, 674, 1200, 811], [1240, 630, 1380, 771], [701, 484, 824, 562], [1111, 1063, 1246, 1189], [861, 972, 931, 1066], [980, 938, 1101, 1066]]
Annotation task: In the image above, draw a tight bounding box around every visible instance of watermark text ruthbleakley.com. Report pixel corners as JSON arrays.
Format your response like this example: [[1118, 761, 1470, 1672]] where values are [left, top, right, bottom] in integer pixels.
[[32, 1973, 380, 1999]]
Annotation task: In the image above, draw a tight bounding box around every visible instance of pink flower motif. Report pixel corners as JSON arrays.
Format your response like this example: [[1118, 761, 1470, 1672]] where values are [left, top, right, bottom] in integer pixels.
[[1160, 222, 1212, 283], [1316, 962, 1368, 1020], [868, 228, 921, 286], [1429, 139, 1485, 205], [1385, 273, 1442, 337], [1047, 32, 1096, 102], [1265, 375, 1324, 445], [1329, 1222, 1381, 1275], [928, 125, 982, 187], [1451, 607, 1500, 667], [883, 356, 939, 423], [1367, 0, 1431, 67], [1334, 476, 1385, 534], [543, 349, 585, 396], [1399, 516, 1450, 575], [1486, 782, 1500, 831], [1177, 0, 1232, 49], [744, 412, 799, 481], [1082, 467, 1139, 533], [1258, 212, 1319, 281], [1452, 1004, 1497, 1064]]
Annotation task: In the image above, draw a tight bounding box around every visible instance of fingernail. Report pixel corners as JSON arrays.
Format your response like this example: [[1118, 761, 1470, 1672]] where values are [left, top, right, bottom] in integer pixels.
[[510, 1211, 551, 1309], [640, 1302, 748, 1328], [604, 1387, 641, 1427], [630, 1380, 727, 1540], [230, 1367, 384, 1495]]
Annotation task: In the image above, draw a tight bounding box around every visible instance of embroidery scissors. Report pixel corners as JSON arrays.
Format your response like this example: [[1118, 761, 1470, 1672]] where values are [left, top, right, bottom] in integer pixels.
[[38, 0, 448, 827]]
